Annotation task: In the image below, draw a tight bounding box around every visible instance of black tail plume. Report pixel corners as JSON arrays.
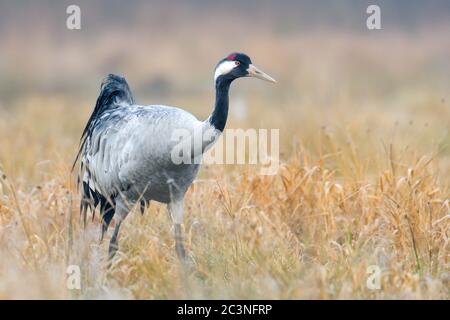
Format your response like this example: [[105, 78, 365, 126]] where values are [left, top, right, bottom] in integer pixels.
[[72, 74, 134, 171]]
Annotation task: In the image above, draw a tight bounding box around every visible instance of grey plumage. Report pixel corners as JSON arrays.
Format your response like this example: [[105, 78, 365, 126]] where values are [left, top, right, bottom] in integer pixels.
[[76, 74, 212, 259], [74, 53, 275, 262]]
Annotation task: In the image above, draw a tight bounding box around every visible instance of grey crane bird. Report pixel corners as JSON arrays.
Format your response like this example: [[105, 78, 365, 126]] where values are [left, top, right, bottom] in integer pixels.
[[73, 52, 276, 262]]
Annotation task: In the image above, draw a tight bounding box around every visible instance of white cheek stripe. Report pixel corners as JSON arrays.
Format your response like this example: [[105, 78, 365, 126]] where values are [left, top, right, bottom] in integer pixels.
[[214, 60, 238, 81]]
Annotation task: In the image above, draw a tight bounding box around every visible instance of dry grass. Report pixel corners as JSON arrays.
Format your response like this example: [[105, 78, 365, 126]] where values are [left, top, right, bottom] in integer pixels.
[[0, 102, 448, 299], [0, 11, 449, 298]]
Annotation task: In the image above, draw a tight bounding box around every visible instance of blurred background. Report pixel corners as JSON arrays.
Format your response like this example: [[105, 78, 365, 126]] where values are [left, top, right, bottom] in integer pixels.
[[0, 0, 449, 182], [0, 0, 449, 300]]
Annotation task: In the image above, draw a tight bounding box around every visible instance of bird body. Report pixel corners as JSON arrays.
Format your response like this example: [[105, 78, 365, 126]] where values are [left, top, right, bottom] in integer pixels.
[[74, 53, 275, 261], [82, 104, 203, 204]]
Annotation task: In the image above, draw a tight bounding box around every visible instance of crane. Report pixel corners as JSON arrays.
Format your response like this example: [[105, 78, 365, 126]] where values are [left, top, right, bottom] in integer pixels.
[[73, 52, 276, 262]]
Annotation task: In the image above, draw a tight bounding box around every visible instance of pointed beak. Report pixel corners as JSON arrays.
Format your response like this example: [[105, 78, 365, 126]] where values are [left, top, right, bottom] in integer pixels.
[[246, 64, 277, 83]]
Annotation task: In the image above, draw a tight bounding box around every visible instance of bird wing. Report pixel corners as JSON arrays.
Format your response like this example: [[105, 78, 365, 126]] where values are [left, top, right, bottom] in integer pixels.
[[74, 74, 134, 225], [78, 103, 203, 222], [73, 74, 134, 172]]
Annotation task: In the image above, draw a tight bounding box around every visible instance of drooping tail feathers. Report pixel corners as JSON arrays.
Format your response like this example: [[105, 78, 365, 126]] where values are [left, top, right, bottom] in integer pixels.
[[72, 74, 134, 171]]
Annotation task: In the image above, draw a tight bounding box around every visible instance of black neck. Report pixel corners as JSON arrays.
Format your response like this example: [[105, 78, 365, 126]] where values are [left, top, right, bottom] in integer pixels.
[[209, 76, 232, 132]]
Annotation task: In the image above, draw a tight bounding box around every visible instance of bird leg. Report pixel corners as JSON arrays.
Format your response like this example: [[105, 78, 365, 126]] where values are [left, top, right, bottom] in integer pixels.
[[168, 200, 188, 262], [108, 220, 122, 261], [107, 198, 130, 264], [174, 223, 186, 260]]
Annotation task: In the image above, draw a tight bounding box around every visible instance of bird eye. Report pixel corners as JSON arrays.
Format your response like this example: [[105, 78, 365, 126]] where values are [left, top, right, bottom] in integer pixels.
[[235, 61, 240, 66]]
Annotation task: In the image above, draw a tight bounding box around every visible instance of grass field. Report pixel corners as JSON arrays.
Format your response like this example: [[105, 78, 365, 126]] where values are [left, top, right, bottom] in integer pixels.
[[0, 6, 449, 298]]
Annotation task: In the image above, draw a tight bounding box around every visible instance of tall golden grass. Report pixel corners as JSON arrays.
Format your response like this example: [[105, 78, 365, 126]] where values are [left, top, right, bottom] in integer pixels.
[[0, 101, 448, 299]]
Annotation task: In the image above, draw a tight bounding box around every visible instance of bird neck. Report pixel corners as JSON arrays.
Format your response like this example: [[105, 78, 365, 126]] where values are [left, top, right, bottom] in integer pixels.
[[209, 76, 232, 132]]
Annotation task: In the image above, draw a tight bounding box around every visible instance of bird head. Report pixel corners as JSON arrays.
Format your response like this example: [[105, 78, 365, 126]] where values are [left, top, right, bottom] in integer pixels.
[[214, 52, 276, 84]]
